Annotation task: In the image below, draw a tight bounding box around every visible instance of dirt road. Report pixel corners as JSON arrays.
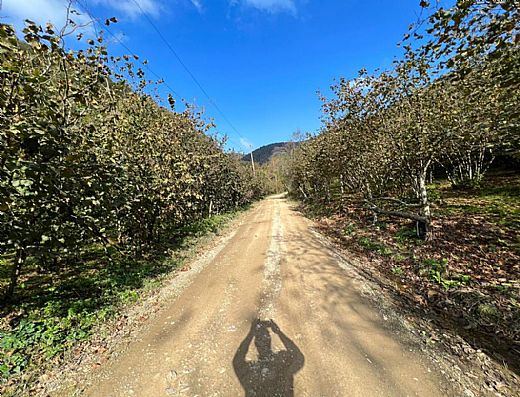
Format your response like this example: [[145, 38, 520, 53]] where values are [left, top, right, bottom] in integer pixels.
[[83, 195, 453, 397]]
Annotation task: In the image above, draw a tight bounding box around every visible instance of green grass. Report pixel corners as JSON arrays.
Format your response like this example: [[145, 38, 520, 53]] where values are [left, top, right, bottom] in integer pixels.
[[479, 182, 520, 198], [435, 175, 520, 229], [419, 258, 472, 290], [0, 210, 240, 386], [342, 223, 357, 236], [394, 226, 417, 242], [391, 266, 404, 275], [358, 237, 393, 256]]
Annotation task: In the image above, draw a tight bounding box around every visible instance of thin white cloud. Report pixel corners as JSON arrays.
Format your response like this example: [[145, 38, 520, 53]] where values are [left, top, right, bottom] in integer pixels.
[[1, 0, 164, 33], [190, 0, 203, 12], [91, 0, 162, 19], [106, 30, 128, 44], [232, 0, 297, 14], [1, 0, 92, 33]]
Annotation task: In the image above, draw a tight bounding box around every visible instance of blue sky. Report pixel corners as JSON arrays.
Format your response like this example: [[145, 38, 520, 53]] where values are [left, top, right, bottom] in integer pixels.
[[1, 0, 426, 152]]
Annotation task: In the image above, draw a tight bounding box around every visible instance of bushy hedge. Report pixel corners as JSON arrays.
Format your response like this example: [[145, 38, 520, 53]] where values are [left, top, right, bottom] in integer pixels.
[[0, 21, 265, 299]]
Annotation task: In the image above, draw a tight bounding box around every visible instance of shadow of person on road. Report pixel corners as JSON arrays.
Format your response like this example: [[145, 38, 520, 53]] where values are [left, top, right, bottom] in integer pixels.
[[233, 319, 304, 397]]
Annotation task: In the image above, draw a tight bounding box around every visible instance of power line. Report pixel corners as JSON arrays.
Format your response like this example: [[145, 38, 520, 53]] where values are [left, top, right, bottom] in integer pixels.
[[73, 0, 246, 151], [128, 0, 251, 148]]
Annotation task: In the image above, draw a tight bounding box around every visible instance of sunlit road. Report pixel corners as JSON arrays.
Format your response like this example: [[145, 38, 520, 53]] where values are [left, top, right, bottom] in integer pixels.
[[83, 195, 451, 397]]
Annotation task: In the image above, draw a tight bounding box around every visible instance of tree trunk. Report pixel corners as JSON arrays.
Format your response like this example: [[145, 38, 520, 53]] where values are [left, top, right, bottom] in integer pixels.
[[366, 186, 377, 224], [416, 172, 432, 240], [5, 248, 26, 301], [366, 205, 428, 223], [298, 185, 308, 200]]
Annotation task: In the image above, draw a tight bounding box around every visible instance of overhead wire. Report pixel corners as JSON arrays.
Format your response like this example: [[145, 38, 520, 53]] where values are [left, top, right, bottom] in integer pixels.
[[73, 0, 248, 152], [127, 0, 252, 150]]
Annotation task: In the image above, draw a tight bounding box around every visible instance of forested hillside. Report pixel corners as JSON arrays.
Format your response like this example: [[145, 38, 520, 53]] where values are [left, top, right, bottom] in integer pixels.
[[0, 19, 267, 389], [280, 0, 519, 370], [242, 142, 290, 165]]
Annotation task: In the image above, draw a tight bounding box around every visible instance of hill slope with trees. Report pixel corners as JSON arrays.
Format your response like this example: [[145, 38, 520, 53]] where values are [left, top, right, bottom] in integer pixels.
[[242, 142, 290, 165]]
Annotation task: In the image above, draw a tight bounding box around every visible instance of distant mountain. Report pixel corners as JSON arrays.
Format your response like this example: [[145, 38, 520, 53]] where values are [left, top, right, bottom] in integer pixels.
[[242, 142, 290, 165]]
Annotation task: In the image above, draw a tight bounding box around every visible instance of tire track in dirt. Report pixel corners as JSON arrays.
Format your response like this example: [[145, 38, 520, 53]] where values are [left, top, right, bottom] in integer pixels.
[[258, 199, 283, 320]]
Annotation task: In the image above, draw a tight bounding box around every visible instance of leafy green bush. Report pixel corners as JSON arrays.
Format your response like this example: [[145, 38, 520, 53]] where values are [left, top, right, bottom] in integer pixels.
[[0, 304, 103, 381], [0, 20, 267, 301], [422, 258, 471, 290]]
